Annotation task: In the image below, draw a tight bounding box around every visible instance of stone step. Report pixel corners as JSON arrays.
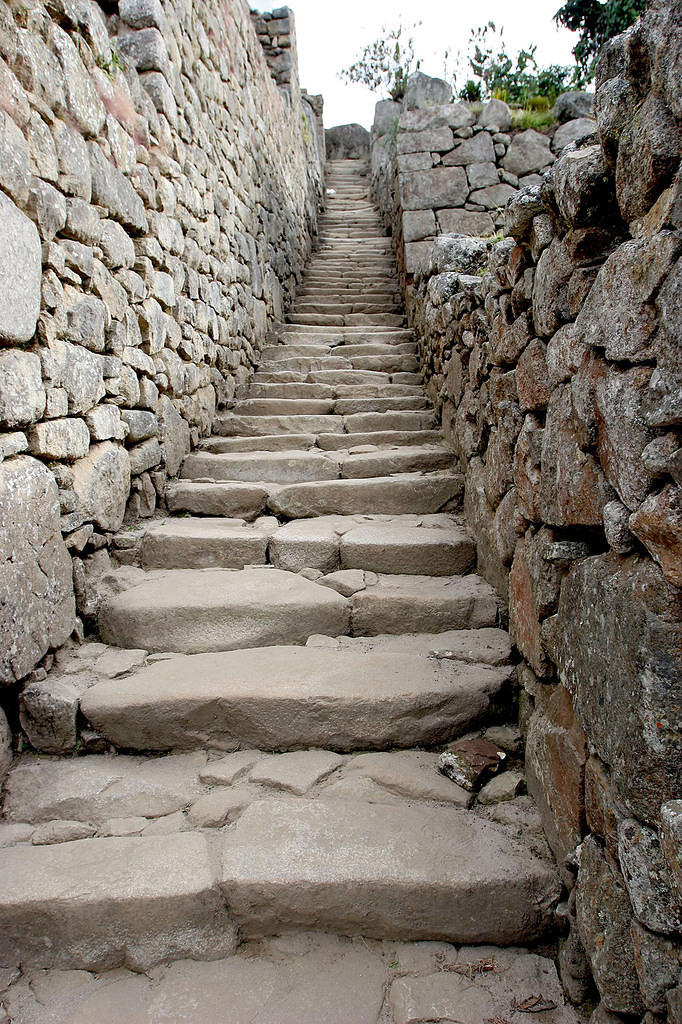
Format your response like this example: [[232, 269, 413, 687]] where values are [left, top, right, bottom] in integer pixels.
[[293, 303, 402, 315], [180, 446, 453, 485], [231, 394, 425, 416], [198, 433, 318, 453], [79, 646, 512, 751], [214, 410, 435, 437], [268, 473, 463, 517], [0, 832, 237, 971], [350, 573, 498, 635], [139, 517, 278, 569], [168, 471, 462, 520], [332, 396, 427, 413], [285, 314, 406, 328], [243, 382, 423, 400], [316, 429, 444, 450], [214, 413, 346, 436], [233, 398, 336, 416], [219, 797, 560, 943], [97, 567, 351, 654], [270, 514, 475, 576], [0, 937, 576, 1023]]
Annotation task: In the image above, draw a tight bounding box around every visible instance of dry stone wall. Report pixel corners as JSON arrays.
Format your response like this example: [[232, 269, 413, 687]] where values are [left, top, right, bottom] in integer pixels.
[[371, 6, 682, 1019], [0, 0, 324, 694]]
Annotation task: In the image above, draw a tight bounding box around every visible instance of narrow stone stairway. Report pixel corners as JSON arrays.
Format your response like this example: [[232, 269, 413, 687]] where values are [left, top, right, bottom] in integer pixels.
[[0, 160, 573, 1024]]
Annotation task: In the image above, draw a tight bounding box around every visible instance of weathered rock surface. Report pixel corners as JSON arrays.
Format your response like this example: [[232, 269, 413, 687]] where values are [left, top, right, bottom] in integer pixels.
[[0, 192, 41, 343], [220, 797, 559, 942], [0, 457, 75, 684]]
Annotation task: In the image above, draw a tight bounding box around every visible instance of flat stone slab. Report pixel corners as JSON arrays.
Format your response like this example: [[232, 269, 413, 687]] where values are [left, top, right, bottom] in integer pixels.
[[3, 936, 392, 1023], [268, 473, 463, 517], [317, 430, 443, 450], [140, 517, 278, 569], [181, 450, 340, 484], [307, 628, 513, 665], [220, 798, 560, 942], [340, 751, 472, 807], [215, 413, 345, 436], [97, 568, 350, 654], [389, 947, 580, 1024], [351, 574, 499, 635], [166, 480, 269, 519], [3, 752, 206, 825], [80, 646, 511, 751], [341, 522, 475, 575], [338, 445, 452, 479], [199, 433, 318, 453], [0, 833, 236, 970]]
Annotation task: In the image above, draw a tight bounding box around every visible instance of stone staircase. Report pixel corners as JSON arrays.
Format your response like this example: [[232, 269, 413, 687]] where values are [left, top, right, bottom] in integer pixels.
[[0, 160, 572, 1023]]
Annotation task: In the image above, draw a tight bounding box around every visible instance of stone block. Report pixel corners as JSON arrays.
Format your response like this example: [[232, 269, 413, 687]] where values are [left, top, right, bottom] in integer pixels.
[[0, 192, 42, 344], [404, 71, 452, 110], [594, 362, 655, 510], [629, 484, 682, 588], [631, 920, 681, 1014], [0, 457, 75, 684], [555, 553, 682, 824], [517, 339, 550, 412], [443, 132, 495, 166], [552, 118, 596, 155], [71, 441, 131, 532], [325, 123, 369, 160], [29, 418, 90, 461], [540, 385, 615, 527], [0, 111, 31, 205], [89, 143, 147, 232], [616, 93, 681, 222], [372, 99, 402, 137], [466, 161, 498, 189], [19, 674, 84, 753], [85, 404, 125, 442], [503, 130, 554, 177], [618, 819, 682, 935], [554, 144, 613, 226], [437, 208, 495, 236], [0, 707, 11, 781], [41, 338, 105, 415], [51, 25, 106, 138], [526, 684, 587, 865], [402, 209, 436, 242], [480, 98, 513, 131], [576, 836, 644, 1015], [397, 127, 453, 155], [554, 91, 594, 123], [468, 183, 516, 209], [0, 351, 45, 428], [399, 166, 468, 210], [117, 27, 169, 74], [584, 755, 620, 859]]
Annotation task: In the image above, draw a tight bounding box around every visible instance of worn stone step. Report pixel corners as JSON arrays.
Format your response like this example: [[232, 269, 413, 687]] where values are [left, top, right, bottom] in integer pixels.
[[344, 410, 437, 432], [214, 413, 345, 436], [286, 313, 405, 328], [244, 382, 423, 400], [233, 398, 335, 416], [317, 430, 443, 450], [268, 473, 463, 517], [333, 396, 426, 413], [97, 567, 350, 654], [181, 450, 339, 484], [1, 938, 579, 1024], [139, 517, 278, 569], [0, 832, 237, 970], [220, 797, 560, 943], [79, 646, 512, 751], [198, 433, 317, 453], [350, 573, 498, 635], [269, 514, 475, 576], [166, 480, 269, 519]]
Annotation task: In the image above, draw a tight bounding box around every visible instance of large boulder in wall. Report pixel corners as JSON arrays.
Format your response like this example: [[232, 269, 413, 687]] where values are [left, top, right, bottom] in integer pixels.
[[0, 456, 76, 684], [325, 124, 370, 160]]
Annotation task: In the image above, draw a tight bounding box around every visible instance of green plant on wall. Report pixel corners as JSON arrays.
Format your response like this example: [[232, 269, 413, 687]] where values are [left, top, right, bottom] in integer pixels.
[[301, 111, 313, 147], [555, 0, 648, 78], [340, 24, 421, 101]]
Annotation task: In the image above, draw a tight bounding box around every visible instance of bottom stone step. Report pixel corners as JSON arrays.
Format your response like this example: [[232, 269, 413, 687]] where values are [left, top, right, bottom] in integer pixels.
[[3, 936, 578, 1024], [220, 797, 561, 944], [0, 832, 236, 971]]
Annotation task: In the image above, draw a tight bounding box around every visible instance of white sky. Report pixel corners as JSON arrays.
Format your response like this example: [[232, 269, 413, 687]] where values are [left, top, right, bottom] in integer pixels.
[[252, 1, 580, 129]]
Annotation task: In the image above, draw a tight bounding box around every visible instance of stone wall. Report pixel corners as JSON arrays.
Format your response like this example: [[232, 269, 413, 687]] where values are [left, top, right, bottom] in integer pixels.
[[371, 6, 682, 1019], [0, 0, 324, 695]]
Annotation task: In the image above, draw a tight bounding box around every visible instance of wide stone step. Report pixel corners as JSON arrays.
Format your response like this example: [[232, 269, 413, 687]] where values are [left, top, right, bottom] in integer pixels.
[[269, 514, 475, 576], [219, 798, 560, 943], [97, 567, 350, 654], [180, 446, 452, 485], [317, 429, 443, 450], [268, 472, 463, 517], [0, 938, 578, 1023], [79, 646, 512, 751], [286, 313, 405, 327], [332, 396, 426, 413], [139, 517, 278, 569], [233, 398, 335, 416], [244, 382, 423, 400], [0, 832, 237, 970], [166, 480, 270, 519], [199, 433, 318, 453], [214, 413, 345, 436]]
